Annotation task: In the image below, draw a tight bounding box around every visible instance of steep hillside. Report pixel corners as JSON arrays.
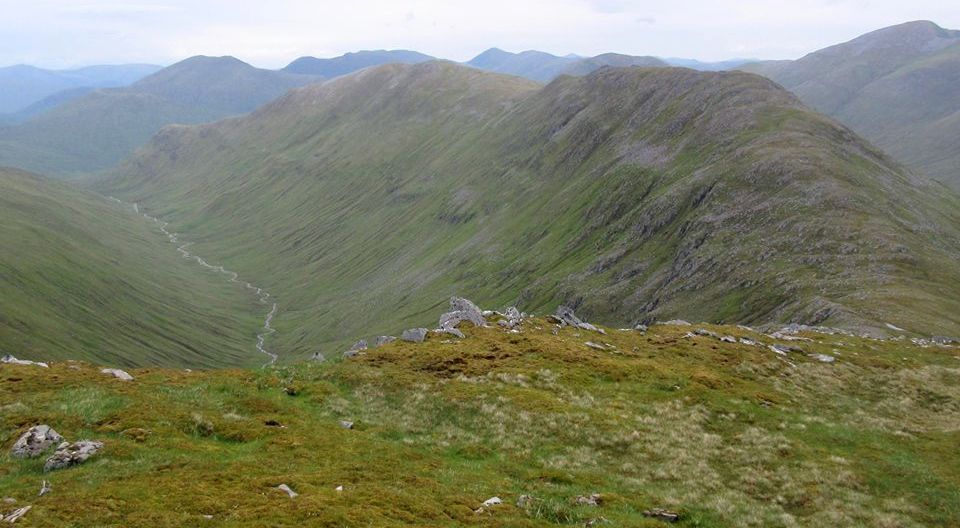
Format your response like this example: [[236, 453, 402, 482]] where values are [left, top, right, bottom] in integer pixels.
[[0, 57, 319, 178], [742, 20, 960, 188], [0, 167, 268, 368], [98, 62, 960, 359], [2, 317, 959, 526], [283, 49, 434, 77], [0, 63, 161, 114], [467, 48, 667, 81]]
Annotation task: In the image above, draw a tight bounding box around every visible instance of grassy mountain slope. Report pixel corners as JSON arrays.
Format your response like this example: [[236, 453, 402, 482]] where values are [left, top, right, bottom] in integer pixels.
[[97, 62, 960, 360], [0, 63, 161, 114], [2, 320, 959, 526], [742, 20, 960, 188], [0, 167, 267, 368], [467, 48, 667, 81], [283, 49, 434, 77], [0, 57, 319, 178]]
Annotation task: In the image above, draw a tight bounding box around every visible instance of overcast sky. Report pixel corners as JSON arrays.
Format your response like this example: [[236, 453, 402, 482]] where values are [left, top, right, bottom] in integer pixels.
[[2, 0, 957, 69]]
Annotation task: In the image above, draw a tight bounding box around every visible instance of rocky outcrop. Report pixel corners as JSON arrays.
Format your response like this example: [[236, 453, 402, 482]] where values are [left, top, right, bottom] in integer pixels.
[[1, 355, 48, 368], [43, 441, 103, 472], [343, 340, 368, 358], [10, 425, 63, 459], [438, 297, 487, 330], [551, 306, 602, 333], [401, 328, 428, 343], [375, 336, 397, 346]]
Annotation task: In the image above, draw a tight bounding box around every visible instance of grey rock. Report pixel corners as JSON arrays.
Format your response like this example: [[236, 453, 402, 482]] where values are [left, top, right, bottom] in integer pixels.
[[438, 296, 487, 329], [441, 327, 465, 339], [482, 497, 502, 506], [504, 306, 521, 320], [2, 505, 31, 523], [10, 425, 63, 459], [662, 319, 691, 326], [339, 420, 354, 430], [555, 305, 601, 333], [810, 354, 836, 363], [739, 337, 757, 346], [694, 328, 719, 338], [39, 480, 51, 497], [342, 350, 360, 359], [634, 324, 648, 332], [277, 484, 298, 498], [1, 355, 48, 368], [516, 495, 535, 508], [401, 328, 428, 343], [310, 352, 326, 362], [575, 493, 602, 506], [44, 440, 103, 472], [375, 336, 397, 347], [101, 368, 134, 381], [643, 509, 680, 522], [585, 342, 608, 351], [720, 336, 737, 343], [349, 340, 368, 351]]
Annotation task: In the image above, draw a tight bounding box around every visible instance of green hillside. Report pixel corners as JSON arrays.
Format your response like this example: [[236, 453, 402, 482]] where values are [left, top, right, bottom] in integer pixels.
[[2, 318, 959, 526], [742, 21, 960, 189], [97, 62, 960, 360], [0, 167, 269, 368], [0, 57, 320, 178]]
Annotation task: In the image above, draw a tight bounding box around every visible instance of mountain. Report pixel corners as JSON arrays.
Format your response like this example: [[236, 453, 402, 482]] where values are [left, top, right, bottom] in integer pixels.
[[664, 57, 755, 71], [96, 62, 960, 360], [467, 48, 667, 81], [282, 49, 434, 77], [0, 167, 269, 368], [3, 314, 957, 526], [741, 20, 960, 188], [0, 63, 161, 114], [0, 86, 97, 125], [0, 56, 319, 178]]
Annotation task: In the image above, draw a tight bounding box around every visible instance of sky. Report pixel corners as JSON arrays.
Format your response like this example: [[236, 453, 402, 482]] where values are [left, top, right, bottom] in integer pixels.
[[1, 0, 958, 69]]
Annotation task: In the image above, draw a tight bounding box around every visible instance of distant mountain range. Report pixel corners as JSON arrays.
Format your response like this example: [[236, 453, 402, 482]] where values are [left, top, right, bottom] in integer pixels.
[[0, 56, 320, 177], [466, 48, 667, 81], [283, 49, 434, 76], [96, 62, 960, 359], [0, 63, 161, 114], [741, 20, 960, 189]]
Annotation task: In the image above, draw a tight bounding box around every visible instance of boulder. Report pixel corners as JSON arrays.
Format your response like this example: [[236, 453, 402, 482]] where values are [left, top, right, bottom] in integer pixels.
[[441, 327, 465, 339], [375, 336, 397, 347], [101, 368, 134, 381], [1, 505, 31, 523], [310, 352, 326, 362], [575, 493, 602, 506], [810, 354, 836, 363], [277, 484, 298, 499], [555, 306, 601, 333], [1, 355, 48, 368], [339, 420, 354, 430], [10, 425, 63, 459], [349, 340, 368, 351], [662, 319, 691, 326], [634, 324, 649, 332], [643, 509, 680, 522], [44, 440, 103, 472], [720, 336, 737, 343], [438, 297, 487, 329], [694, 328, 718, 338], [401, 328, 428, 343]]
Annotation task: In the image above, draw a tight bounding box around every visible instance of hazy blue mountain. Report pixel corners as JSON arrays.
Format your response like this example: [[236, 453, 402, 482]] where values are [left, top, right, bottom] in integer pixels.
[[0, 63, 161, 114], [467, 48, 666, 81], [0, 56, 318, 178], [741, 20, 960, 188], [663, 57, 756, 71], [282, 49, 434, 77]]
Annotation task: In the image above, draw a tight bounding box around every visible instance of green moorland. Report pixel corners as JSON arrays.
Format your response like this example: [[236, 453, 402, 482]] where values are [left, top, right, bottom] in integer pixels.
[[0, 167, 267, 368], [1, 317, 958, 526], [97, 62, 960, 361]]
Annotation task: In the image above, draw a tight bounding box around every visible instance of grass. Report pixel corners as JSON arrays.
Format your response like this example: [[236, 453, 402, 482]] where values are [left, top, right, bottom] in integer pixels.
[[0, 168, 266, 368], [2, 317, 958, 526]]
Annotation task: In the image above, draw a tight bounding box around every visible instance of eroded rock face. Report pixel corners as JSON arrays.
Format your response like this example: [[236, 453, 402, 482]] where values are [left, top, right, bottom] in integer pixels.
[[401, 328, 429, 343], [554, 306, 601, 333], [10, 425, 63, 459], [438, 297, 487, 329], [44, 440, 103, 472]]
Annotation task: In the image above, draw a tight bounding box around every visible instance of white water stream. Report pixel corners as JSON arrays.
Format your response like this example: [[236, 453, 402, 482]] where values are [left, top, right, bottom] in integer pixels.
[[108, 196, 278, 366]]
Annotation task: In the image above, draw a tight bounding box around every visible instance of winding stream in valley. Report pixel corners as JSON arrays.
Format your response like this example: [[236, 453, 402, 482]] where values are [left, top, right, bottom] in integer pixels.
[[107, 197, 278, 366]]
